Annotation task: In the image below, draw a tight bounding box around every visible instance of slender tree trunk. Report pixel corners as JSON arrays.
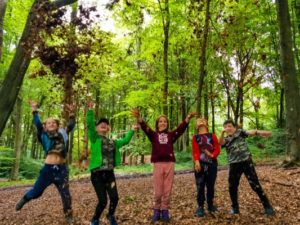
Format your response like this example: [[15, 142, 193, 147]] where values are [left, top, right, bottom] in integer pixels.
[[291, 2, 300, 70], [196, 0, 211, 115], [204, 84, 209, 119], [210, 82, 215, 133], [0, 0, 8, 60], [10, 96, 23, 180], [293, 0, 300, 34], [158, 0, 170, 116], [276, 0, 300, 165]]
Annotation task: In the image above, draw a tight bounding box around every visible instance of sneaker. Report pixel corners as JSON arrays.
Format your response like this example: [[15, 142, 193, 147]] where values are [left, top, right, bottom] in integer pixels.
[[65, 215, 74, 224], [151, 209, 161, 223], [208, 205, 217, 213], [65, 210, 74, 224], [195, 207, 205, 217], [264, 206, 275, 216], [107, 214, 118, 225], [90, 219, 100, 225], [161, 210, 170, 222], [15, 197, 28, 211], [230, 207, 240, 214]]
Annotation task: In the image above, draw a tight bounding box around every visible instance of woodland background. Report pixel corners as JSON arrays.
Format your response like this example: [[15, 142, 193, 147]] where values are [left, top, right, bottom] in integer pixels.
[[0, 0, 299, 185]]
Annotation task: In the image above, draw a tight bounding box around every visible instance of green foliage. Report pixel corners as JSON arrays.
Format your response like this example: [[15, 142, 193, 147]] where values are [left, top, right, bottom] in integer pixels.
[[0, 146, 43, 179]]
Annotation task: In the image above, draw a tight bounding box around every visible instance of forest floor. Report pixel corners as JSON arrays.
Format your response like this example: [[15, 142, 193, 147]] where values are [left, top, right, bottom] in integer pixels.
[[0, 165, 299, 225]]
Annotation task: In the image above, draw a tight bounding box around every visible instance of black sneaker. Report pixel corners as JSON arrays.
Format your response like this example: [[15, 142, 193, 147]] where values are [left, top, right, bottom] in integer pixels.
[[195, 207, 205, 217], [264, 206, 275, 216], [15, 197, 28, 211], [208, 205, 218, 213], [65, 210, 74, 224], [90, 219, 100, 225], [107, 214, 118, 225], [230, 207, 240, 214]]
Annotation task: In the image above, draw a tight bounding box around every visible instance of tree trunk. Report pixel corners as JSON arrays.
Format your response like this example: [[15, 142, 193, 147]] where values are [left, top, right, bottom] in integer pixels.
[[196, 0, 211, 115], [158, 0, 170, 116], [204, 84, 209, 119], [210, 82, 215, 133], [0, 0, 8, 60], [278, 87, 285, 128], [0, 0, 78, 137], [293, 0, 300, 34], [10, 96, 23, 180], [276, 0, 300, 165]]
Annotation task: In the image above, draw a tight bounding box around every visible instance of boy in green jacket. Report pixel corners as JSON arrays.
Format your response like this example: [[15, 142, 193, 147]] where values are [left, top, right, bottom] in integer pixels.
[[87, 101, 138, 225]]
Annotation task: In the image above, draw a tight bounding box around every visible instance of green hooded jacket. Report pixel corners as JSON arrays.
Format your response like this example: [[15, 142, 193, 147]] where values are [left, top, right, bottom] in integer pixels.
[[87, 110, 134, 171]]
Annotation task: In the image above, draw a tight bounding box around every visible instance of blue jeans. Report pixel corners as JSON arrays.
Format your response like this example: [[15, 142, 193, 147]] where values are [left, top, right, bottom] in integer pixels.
[[24, 164, 72, 213]]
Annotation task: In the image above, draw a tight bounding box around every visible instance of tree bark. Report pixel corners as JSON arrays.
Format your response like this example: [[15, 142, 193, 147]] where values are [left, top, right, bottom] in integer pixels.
[[0, 0, 78, 137], [276, 0, 300, 165], [10, 96, 23, 180], [0, 0, 8, 60], [158, 0, 170, 116], [196, 0, 211, 116]]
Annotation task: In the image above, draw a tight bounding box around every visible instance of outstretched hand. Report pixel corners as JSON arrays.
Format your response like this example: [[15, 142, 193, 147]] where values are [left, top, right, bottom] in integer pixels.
[[87, 99, 95, 110], [186, 112, 197, 122], [29, 99, 38, 111], [65, 103, 76, 114], [131, 108, 140, 118]]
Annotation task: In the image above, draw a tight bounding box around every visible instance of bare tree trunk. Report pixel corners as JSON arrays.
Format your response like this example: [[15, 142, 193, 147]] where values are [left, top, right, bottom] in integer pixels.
[[276, 0, 300, 166], [196, 0, 211, 115], [158, 0, 170, 116], [210, 82, 215, 133], [10, 96, 23, 180], [0, 0, 8, 60]]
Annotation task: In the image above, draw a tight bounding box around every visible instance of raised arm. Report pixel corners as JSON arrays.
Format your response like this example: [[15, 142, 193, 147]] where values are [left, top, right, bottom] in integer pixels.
[[219, 129, 226, 146], [29, 100, 43, 133], [115, 124, 138, 147], [65, 114, 76, 134], [86, 101, 97, 143], [171, 112, 197, 142], [246, 130, 272, 137], [131, 108, 155, 140], [65, 104, 76, 134]]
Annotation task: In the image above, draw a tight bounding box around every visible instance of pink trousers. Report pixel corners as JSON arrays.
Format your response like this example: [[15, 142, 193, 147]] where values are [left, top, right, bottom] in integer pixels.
[[153, 162, 175, 210]]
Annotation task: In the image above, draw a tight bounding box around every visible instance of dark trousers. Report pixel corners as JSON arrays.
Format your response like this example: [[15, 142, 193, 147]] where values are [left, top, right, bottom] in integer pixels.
[[194, 161, 218, 208], [24, 164, 72, 214], [91, 170, 119, 220], [229, 158, 271, 209]]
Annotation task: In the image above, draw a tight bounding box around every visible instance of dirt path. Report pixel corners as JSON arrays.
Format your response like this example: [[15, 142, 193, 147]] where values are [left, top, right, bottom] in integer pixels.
[[0, 166, 299, 225]]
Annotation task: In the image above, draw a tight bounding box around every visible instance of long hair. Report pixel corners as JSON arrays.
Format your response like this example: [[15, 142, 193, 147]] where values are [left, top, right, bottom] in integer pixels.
[[155, 115, 169, 132]]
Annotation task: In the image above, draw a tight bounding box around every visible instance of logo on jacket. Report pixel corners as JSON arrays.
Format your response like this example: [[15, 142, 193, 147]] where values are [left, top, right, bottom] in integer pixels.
[[158, 133, 168, 144]]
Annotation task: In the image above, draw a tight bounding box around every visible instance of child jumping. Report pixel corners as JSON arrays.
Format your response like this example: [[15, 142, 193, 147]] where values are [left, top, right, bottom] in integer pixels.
[[131, 109, 196, 223], [192, 117, 220, 217], [87, 101, 138, 225], [15, 100, 75, 224], [219, 119, 274, 216]]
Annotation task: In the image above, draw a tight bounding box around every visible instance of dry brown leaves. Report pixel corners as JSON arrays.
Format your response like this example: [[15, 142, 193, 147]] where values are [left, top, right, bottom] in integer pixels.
[[0, 166, 299, 225]]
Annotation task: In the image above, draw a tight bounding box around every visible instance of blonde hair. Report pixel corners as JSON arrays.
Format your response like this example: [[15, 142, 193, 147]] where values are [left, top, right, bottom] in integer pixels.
[[43, 117, 60, 127]]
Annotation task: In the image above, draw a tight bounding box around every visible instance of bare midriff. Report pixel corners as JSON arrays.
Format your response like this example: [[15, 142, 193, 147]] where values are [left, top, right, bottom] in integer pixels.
[[45, 152, 66, 164]]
